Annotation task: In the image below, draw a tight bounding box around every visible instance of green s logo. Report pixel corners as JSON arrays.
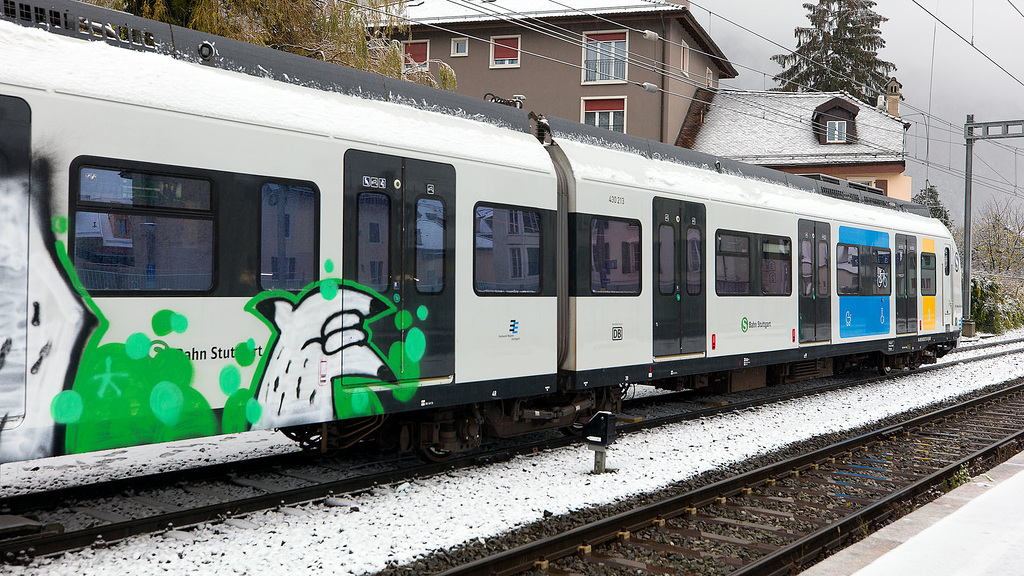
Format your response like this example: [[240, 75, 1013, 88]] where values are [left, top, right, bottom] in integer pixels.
[[741, 317, 749, 333]]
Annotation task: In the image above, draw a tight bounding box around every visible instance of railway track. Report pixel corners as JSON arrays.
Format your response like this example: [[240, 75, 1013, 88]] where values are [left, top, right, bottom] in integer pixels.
[[434, 377, 1024, 576], [2, 338, 1022, 565]]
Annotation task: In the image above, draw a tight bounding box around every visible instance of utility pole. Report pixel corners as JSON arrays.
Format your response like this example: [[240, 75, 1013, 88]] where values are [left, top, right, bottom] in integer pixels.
[[963, 116, 1024, 337]]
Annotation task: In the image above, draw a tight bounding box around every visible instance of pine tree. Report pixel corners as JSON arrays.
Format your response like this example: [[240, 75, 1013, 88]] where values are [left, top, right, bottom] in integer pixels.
[[912, 182, 954, 232], [772, 0, 895, 103], [84, 0, 455, 90]]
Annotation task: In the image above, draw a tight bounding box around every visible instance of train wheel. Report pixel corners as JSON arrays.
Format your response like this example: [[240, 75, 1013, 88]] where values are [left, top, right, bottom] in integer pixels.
[[416, 445, 455, 463], [280, 424, 323, 450]]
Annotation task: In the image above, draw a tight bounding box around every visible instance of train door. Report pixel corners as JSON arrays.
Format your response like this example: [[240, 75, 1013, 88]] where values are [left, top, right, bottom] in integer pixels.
[[652, 197, 705, 357], [0, 96, 30, 427], [895, 234, 917, 334], [343, 150, 455, 386], [797, 219, 831, 343], [942, 244, 953, 330]]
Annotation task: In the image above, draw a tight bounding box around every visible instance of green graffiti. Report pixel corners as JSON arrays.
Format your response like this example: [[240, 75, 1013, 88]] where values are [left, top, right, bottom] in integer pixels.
[[125, 332, 152, 360], [51, 240, 215, 453], [396, 310, 413, 330], [220, 365, 242, 395], [416, 305, 428, 321], [150, 381, 185, 427], [152, 309, 188, 336], [50, 390, 84, 424], [324, 259, 335, 273], [234, 339, 256, 367], [405, 327, 426, 362], [51, 215, 67, 234]]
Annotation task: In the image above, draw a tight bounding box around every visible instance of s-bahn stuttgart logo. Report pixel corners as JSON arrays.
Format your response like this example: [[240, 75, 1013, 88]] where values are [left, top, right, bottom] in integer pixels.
[[741, 317, 772, 333]]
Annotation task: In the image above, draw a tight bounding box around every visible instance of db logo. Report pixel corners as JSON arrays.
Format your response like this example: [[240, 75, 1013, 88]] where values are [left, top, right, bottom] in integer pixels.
[[611, 326, 623, 341], [741, 317, 749, 333]]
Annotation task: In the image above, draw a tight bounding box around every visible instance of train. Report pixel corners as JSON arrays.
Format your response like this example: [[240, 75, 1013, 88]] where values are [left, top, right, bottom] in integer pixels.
[[0, 0, 960, 464]]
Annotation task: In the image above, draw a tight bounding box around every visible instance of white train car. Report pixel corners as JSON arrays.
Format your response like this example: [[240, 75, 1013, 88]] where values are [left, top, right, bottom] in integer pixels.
[[0, 0, 959, 465]]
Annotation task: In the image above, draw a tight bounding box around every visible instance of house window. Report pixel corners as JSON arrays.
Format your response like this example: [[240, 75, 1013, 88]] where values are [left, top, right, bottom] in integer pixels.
[[402, 40, 428, 70], [826, 120, 847, 143], [583, 31, 626, 83], [705, 67, 714, 88], [451, 37, 468, 57], [583, 98, 625, 133], [680, 40, 689, 76], [490, 35, 520, 68]]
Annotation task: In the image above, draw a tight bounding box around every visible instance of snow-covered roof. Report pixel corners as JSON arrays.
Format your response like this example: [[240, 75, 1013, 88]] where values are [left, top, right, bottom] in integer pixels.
[[690, 90, 907, 167], [406, 0, 688, 25]]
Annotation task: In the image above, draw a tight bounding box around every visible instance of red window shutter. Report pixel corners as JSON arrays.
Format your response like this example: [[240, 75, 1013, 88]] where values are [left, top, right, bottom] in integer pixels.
[[586, 32, 626, 43], [493, 37, 519, 59], [585, 98, 625, 112], [404, 42, 427, 64]]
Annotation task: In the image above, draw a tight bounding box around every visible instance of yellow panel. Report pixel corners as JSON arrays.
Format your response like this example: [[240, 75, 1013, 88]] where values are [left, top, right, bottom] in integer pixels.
[[923, 296, 936, 330], [922, 238, 935, 253]]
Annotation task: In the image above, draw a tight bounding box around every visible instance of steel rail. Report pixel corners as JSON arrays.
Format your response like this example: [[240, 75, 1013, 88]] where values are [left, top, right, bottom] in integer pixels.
[[433, 377, 1024, 576]]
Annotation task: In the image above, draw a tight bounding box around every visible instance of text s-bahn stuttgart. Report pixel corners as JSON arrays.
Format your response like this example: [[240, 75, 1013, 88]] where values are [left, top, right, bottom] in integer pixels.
[[0, 0, 960, 464]]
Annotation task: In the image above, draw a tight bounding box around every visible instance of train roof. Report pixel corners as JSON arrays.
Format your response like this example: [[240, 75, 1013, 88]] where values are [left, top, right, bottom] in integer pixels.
[[2, 0, 932, 219]]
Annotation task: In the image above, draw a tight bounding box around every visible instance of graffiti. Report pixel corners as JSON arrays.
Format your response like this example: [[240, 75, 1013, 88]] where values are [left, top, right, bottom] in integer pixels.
[[243, 278, 398, 429], [0, 168, 95, 463]]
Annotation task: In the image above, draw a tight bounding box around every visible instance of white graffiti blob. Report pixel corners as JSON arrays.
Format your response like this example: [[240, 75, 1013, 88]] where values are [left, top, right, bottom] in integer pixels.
[[0, 177, 90, 463], [251, 284, 392, 430]]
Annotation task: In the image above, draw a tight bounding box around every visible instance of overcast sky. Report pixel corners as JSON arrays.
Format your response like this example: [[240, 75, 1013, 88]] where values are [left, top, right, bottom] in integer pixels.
[[689, 0, 1024, 222]]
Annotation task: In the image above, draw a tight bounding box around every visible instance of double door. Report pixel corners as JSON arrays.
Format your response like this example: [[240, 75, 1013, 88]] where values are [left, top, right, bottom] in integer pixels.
[[652, 198, 705, 357], [342, 150, 455, 384], [895, 234, 918, 334], [798, 220, 831, 343]]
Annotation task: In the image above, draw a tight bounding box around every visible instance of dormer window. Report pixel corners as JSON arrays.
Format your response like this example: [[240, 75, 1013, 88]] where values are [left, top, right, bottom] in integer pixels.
[[826, 120, 847, 143]]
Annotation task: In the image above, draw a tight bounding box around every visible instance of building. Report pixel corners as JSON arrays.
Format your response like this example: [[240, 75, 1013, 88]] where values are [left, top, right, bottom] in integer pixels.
[[687, 86, 912, 200], [403, 0, 737, 145]]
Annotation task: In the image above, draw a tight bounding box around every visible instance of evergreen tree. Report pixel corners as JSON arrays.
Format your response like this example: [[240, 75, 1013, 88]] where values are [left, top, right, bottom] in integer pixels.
[[772, 0, 895, 103], [84, 0, 455, 90], [912, 182, 954, 231]]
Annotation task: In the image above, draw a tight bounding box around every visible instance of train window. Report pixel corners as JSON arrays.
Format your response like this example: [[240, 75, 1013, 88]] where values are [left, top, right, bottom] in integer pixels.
[[686, 227, 702, 296], [74, 166, 213, 292], [715, 232, 750, 295], [415, 197, 445, 294], [474, 204, 541, 294], [658, 224, 675, 295], [760, 236, 792, 296], [944, 247, 950, 276], [260, 183, 317, 291], [896, 246, 906, 297], [921, 252, 936, 296], [357, 192, 390, 293], [78, 167, 210, 211], [591, 218, 641, 294], [873, 249, 891, 295], [800, 239, 813, 297], [836, 244, 859, 295], [817, 239, 829, 297]]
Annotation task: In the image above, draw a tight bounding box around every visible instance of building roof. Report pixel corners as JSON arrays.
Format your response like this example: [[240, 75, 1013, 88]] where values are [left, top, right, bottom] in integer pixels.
[[406, 0, 738, 78], [690, 90, 906, 166], [406, 0, 688, 25]]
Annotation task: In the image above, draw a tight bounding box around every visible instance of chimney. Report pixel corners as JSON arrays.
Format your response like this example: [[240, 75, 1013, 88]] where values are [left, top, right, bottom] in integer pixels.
[[881, 77, 902, 117]]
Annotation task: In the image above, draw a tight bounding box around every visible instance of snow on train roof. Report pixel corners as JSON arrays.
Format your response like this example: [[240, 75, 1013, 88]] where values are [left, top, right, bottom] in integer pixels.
[[556, 138, 949, 235], [0, 19, 551, 171]]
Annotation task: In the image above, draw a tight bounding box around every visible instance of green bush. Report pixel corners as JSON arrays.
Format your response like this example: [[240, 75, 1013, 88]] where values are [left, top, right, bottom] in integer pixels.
[[971, 277, 1024, 333]]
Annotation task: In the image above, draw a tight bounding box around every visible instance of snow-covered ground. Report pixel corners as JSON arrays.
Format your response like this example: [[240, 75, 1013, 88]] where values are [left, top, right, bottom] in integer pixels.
[[4, 329, 1024, 576]]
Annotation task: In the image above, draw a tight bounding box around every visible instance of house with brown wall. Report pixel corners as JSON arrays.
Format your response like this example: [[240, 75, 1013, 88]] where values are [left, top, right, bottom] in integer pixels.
[[404, 0, 737, 145]]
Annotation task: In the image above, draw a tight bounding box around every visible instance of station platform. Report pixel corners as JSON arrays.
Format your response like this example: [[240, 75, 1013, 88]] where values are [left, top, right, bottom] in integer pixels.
[[801, 450, 1024, 575]]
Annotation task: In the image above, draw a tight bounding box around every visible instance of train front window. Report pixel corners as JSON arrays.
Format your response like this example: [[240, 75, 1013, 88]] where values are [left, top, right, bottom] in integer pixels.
[[74, 166, 213, 292]]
